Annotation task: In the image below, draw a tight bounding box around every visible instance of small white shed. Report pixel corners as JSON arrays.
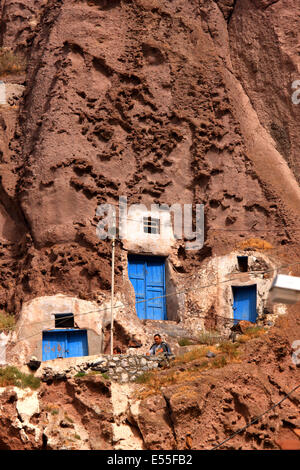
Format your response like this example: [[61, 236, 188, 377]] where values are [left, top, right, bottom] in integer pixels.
[[269, 274, 300, 304]]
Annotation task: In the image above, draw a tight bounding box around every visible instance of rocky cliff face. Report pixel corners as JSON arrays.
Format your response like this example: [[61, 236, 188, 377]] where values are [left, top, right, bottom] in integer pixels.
[[0, 0, 300, 314], [229, 0, 300, 180], [0, 0, 300, 450], [0, 310, 299, 450]]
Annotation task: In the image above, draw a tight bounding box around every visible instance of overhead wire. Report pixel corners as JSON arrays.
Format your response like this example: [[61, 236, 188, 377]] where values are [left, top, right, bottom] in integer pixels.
[[1, 259, 300, 352], [210, 383, 300, 450], [93, 198, 297, 232], [2, 257, 300, 449], [96, 215, 295, 232], [1, 259, 295, 330]]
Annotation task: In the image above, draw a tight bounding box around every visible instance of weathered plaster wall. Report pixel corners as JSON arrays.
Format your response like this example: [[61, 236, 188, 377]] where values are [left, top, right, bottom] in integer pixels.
[[7, 295, 104, 364], [122, 206, 176, 255], [180, 251, 281, 334], [5, 251, 288, 365], [0, 81, 24, 106], [0, 82, 5, 104], [0, 331, 10, 364]]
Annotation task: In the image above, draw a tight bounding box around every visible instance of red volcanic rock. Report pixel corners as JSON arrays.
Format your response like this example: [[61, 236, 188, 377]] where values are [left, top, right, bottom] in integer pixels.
[[232, 320, 255, 334], [229, 0, 300, 181], [276, 439, 300, 450], [0, 0, 300, 450], [0, 311, 298, 450], [0, 0, 299, 313]]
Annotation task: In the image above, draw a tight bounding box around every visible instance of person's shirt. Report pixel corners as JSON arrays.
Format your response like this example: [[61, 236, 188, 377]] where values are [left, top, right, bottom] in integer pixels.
[[149, 342, 171, 355]]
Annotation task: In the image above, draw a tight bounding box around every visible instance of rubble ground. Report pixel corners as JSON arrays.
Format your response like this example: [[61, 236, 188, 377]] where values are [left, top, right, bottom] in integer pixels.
[[0, 0, 300, 451], [0, 310, 299, 450]]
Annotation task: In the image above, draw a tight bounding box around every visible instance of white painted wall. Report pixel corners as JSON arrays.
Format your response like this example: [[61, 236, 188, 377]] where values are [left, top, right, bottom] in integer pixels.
[[7, 295, 104, 364], [0, 81, 6, 104], [121, 206, 175, 255], [0, 332, 10, 364]]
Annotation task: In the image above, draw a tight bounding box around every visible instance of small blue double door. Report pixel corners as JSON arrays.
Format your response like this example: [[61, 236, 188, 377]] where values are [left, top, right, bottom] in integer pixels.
[[128, 255, 167, 320], [232, 285, 257, 324], [42, 329, 88, 361]]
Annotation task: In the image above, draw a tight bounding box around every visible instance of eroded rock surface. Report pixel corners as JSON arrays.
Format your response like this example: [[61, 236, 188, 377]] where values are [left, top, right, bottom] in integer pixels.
[[0, 0, 300, 315], [0, 311, 299, 450], [0, 0, 300, 451]]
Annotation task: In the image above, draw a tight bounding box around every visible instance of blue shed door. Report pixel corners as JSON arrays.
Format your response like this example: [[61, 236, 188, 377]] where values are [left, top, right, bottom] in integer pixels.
[[232, 285, 257, 324], [67, 330, 88, 358], [42, 329, 88, 361], [128, 255, 166, 320]]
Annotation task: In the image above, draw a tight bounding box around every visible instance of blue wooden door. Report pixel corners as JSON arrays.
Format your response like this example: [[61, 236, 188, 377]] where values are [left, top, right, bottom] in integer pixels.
[[146, 257, 166, 320], [43, 330, 67, 360], [67, 330, 88, 358], [42, 330, 88, 361], [128, 255, 166, 320], [127, 256, 146, 319], [232, 285, 257, 324]]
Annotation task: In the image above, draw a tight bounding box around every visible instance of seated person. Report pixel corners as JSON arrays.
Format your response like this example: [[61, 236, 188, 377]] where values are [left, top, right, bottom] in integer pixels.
[[147, 334, 172, 356]]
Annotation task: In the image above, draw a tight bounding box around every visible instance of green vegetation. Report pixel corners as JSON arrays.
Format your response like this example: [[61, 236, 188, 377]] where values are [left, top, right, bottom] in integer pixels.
[[74, 434, 81, 440], [0, 312, 16, 332], [178, 337, 194, 346], [211, 355, 227, 368], [74, 370, 110, 381], [64, 414, 74, 423], [134, 371, 153, 384], [0, 48, 26, 75], [0, 366, 40, 389], [135, 365, 210, 399], [75, 371, 86, 378], [135, 324, 272, 401]]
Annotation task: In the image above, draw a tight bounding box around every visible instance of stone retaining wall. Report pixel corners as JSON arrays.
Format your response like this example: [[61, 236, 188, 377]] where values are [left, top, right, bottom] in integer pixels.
[[38, 354, 174, 384]]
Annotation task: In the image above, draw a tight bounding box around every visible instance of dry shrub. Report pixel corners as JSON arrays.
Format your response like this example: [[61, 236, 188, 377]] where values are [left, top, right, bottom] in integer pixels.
[[237, 326, 267, 344], [169, 385, 200, 402], [136, 366, 208, 400], [136, 343, 247, 400], [211, 355, 227, 368], [237, 238, 273, 250], [0, 311, 15, 332], [174, 345, 217, 364], [87, 370, 100, 376], [134, 371, 153, 384], [196, 330, 224, 345], [178, 337, 194, 346], [274, 315, 290, 330], [237, 335, 250, 344], [45, 403, 60, 412], [135, 370, 174, 399], [217, 341, 240, 360], [0, 48, 26, 75]]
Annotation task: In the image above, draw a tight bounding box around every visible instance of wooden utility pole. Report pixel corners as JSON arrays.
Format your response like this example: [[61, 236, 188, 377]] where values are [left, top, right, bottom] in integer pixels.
[[110, 236, 115, 355]]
